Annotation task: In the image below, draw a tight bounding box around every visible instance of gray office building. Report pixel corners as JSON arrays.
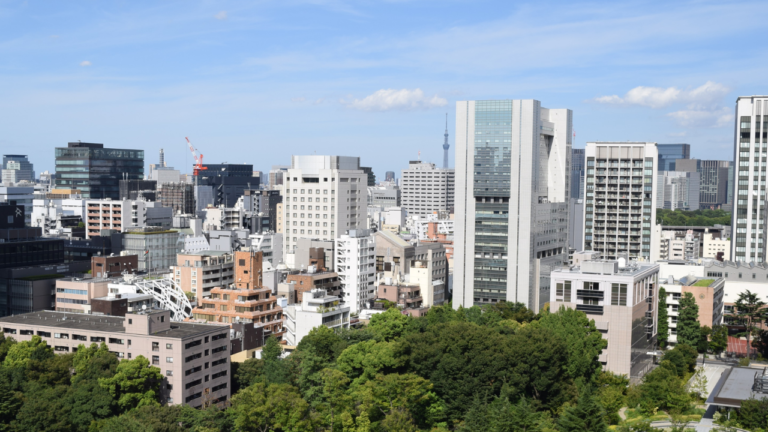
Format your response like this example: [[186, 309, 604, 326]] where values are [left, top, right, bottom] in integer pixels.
[[676, 159, 734, 210], [454, 99, 571, 311], [55, 142, 144, 199]]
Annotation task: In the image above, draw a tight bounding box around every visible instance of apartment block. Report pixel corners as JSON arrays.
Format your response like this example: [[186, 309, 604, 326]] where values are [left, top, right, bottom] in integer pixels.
[[191, 251, 284, 339], [731, 96, 768, 262], [454, 99, 571, 310], [335, 229, 376, 314], [583, 142, 658, 261], [282, 155, 368, 258], [283, 289, 350, 346], [85, 199, 172, 239], [367, 184, 401, 207], [247, 233, 283, 266], [203, 206, 244, 231], [0, 309, 230, 407], [158, 183, 195, 215], [400, 161, 455, 217], [286, 268, 342, 303], [658, 275, 724, 345], [171, 251, 235, 300], [550, 260, 659, 379], [656, 171, 700, 210]]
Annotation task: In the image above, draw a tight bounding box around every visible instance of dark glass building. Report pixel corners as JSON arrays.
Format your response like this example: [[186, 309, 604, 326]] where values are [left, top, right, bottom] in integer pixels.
[[55, 142, 144, 199], [195, 164, 259, 207], [570, 148, 585, 199], [656, 144, 690, 171]]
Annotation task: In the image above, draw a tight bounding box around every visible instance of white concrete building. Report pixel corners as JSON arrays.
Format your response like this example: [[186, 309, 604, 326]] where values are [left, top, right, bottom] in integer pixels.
[[283, 289, 350, 346], [368, 184, 400, 207], [282, 155, 368, 259], [412, 213, 454, 240], [203, 206, 244, 231], [656, 171, 700, 210], [335, 229, 376, 314], [731, 96, 768, 263], [248, 232, 283, 266], [583, 142, 659, 261], [400, 161, 454, 217], [454, 99, 571, 310], [703, 232, 730, 259], [550, 260, 659, 379], [31, 198, 87, 233]]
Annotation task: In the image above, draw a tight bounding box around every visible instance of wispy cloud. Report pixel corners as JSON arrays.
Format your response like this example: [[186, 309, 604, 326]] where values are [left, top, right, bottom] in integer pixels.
[[214, 11, 227, 20], [79, 60, 91, 67], [592, 81, 730, 109], [342, 88, 446, 111], [290, 97, 306, 102], [667, 107, 733, 128]]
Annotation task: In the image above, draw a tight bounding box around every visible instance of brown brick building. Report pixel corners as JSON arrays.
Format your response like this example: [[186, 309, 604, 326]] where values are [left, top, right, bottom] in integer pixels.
[[92, 254, 139, 278], [191, 251, 284, 339], [285, 270, 342, 303]]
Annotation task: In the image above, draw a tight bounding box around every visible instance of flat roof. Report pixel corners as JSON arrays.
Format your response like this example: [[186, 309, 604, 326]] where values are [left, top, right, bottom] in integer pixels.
[[92, 293, 154, 301], [180, 250, 231, 256], [710, 367, 762, 408], [0, 310, 226, 339]]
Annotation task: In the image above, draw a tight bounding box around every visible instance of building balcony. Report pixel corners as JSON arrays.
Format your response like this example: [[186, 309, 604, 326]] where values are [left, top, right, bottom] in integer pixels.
[[576, 304, 603, 315], [577, 290, 604, 300]]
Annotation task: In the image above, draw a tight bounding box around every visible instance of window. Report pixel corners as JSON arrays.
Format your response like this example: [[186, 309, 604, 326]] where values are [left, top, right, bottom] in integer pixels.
[[212, 333, 227, 341], [186, 365, 202, 376], [166, 357, 174, 363], [91, 336, 105, 342], [611, 283, 627, 306], [212, 358, 227, 367], [54, 333, 69, 339], [186, 392, 202, 403], [37, 331, 51, 338], [152, 342, 160, 351], [212, 370, 227, 379], [185, 353, 202, 363], [109, 338, 124, 345], [212, 345, 227, 354], [167, 370, 173, 376], [166, 343, 172, 349], [185, 339, 202, 349]]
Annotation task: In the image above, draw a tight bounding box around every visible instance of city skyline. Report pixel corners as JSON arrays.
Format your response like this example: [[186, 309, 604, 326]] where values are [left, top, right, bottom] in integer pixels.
[[2, 1, 766, 179]]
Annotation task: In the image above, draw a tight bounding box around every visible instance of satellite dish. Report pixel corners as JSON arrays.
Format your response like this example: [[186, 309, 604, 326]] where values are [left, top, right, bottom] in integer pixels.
[[142, 305, 147, 311]]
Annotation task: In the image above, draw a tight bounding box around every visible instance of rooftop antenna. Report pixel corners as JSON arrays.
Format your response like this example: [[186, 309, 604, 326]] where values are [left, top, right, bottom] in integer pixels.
[[442, 113, 450, 168]]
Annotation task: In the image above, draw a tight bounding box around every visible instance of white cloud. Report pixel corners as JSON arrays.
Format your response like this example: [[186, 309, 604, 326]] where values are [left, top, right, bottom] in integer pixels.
[[214, 11, 227, 20], [343, 88, 447, 111], [79, 60, 91, 67], [592, 81, 730, 109], [667, 107, 734, 128]]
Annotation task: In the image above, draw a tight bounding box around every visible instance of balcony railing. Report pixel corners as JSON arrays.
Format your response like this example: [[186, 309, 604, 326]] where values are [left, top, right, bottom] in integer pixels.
[[576, 304, 603, 315], [576, 290, 604, 300]]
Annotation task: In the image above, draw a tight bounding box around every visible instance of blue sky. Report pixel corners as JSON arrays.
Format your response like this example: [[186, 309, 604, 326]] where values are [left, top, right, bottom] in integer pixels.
[[1, 0, 767, 180]]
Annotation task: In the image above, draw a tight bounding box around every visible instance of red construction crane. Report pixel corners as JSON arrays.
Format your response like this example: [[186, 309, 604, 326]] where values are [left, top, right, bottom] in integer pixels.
[[185, 137, 208, 176]]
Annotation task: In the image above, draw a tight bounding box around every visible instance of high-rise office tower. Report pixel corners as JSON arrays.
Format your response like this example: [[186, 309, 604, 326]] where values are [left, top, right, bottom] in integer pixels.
[[454, 99, 571, 310], [384, 171, 395, 182], [583, 142, 658, 261], [55, 142, 143, 199], [282, 156, 368, 259], [2, 155, 35, 185], [195, 163, 259, 207], [676, 159, 733, 209], [656, 144, 690, 171], [443, 113, 450, 168], [269, 165, 290, 188], [570, 148, 585, 199], [656, 171, 700, 210], [401, 161, 455, 217], [731, 96, 768, 263]]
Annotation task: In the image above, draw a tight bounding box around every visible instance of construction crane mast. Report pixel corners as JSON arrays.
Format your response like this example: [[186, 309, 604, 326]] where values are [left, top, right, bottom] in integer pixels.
[[185, 137, 208, 177]]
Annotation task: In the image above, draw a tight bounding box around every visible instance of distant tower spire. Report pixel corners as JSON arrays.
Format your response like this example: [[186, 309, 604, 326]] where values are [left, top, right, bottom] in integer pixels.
[[159, 148, 165, 167], [442, 113, 450, 168]]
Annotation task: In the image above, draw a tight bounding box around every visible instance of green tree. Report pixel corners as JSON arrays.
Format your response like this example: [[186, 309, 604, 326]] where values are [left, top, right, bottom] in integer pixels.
[[3, 335, 53, 369], [229, 382, 314, 432], [690, 367, 709, 400], [336, 340, 402, 387], [730, 290, 767, 359], [296, 325, 345, 363], [98, 355, 163, 413], [538, 306, 607, 382], [317, 368, 352, 431], [460, 396, 552, 432], [737, 397, 768, 430], [12, 384, 72, 432], [676, 292, 701, 347], [698, 325, 712, 354], [487, 301, 537, 323], [0, 333, 16, 364], [710, 325, 728, 358], [595, 371, 629, 425], [556, 387, 608, 432], [637, 362, 691, 415], [262, 336, 291, 385], [657, 287, 669, 348], [0, 380, 22, 432], [233, 358, 265, 392], [367, 308, 413, 342], [354, 373, 444, 429]]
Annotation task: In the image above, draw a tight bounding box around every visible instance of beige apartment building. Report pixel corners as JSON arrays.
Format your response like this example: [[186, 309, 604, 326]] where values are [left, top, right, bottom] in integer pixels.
[[55, 278, 111, 314], [0, 309, 230, 407], [171, 251, 235, 300], [550, 259, 660, 380]]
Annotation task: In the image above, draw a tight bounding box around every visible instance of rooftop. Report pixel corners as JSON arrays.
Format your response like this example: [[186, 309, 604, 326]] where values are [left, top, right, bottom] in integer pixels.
[[554, 260, 659, 277], [0, 310, 226, 339], [710, 366, 763, 408]]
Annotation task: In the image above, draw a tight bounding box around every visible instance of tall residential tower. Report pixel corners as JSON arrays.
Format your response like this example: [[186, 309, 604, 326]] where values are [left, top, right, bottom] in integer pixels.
[[731, 96, 768, 263], [453, 99, 571, 311]]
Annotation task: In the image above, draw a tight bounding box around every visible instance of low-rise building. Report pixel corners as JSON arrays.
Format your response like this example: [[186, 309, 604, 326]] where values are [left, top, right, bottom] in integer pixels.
[[0, 309, 231, 407], [283, 289, 350, 346], [550, 260, 659, 380], [285, 268, 342, 303], [85, 199, 172, 239], [658, 275, 725, 344], [91, 292, 154, 316], [55, 277, 111, 314], [122, 227, 180, 272], [92, 254, 139, 278]]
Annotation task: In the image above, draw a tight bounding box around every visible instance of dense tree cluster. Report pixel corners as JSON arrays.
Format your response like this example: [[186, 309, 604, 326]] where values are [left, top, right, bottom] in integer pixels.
[[655, 209, 731, 227], [0, 303, 709, 431]]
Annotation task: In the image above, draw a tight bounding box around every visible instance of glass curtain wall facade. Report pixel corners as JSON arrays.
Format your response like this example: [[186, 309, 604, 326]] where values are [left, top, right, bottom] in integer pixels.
[[55, 143, 144, 200], [732, 97, 768, 262], [472, 101, 514, 303], [657, 144, 690, 171]]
